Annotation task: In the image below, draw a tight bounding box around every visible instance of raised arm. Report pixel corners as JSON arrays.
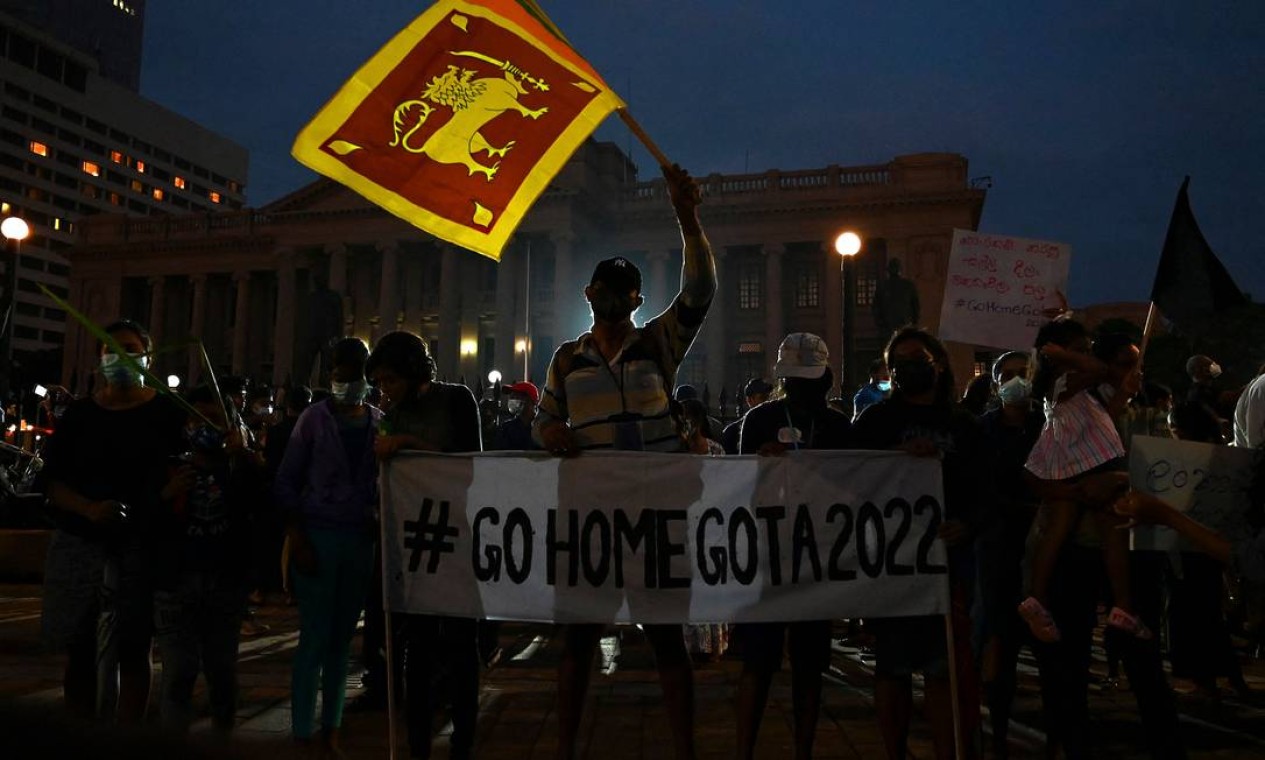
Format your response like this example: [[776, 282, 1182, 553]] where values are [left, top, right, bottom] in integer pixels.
[[664, 164, 716, 311]]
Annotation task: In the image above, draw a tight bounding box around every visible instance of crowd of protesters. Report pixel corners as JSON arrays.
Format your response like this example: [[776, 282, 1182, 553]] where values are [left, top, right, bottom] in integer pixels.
[[23, 163, 1265, 760]]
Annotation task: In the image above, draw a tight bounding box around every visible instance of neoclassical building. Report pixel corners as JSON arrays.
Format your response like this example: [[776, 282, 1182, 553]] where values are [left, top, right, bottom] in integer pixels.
[[63, 141, 987, 405]]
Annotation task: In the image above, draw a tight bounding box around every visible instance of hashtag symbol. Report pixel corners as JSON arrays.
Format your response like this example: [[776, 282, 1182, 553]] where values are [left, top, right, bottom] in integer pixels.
[[403, 498, 458, 573]]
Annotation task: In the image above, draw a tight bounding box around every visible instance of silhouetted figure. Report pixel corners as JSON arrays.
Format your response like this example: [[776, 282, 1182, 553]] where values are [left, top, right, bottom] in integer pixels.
[[872, 259, 920, 335]]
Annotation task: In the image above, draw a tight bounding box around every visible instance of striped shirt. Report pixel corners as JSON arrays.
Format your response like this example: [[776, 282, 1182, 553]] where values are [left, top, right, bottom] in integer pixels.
[[534, 291, 707, 452], [1025, 376, 1125, 480]]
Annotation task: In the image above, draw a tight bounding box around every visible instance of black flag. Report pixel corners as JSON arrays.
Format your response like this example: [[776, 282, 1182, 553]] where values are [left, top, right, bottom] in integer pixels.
[[1149, 177, 1246, 334]]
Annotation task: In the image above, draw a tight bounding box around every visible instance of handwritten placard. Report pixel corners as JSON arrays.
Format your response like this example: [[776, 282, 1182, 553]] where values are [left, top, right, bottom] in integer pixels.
[[937, 230, 1071, 350], [1128, 435, 1260, 552]]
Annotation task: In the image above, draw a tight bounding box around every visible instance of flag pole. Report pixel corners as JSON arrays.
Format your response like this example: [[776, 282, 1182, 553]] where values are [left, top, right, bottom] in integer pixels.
[[616, 109, 672, 169], [1139, 302, 1158, 360]]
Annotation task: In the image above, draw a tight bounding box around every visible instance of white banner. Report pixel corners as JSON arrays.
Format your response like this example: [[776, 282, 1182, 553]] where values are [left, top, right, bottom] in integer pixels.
[[381, 450, 951, 623], [938, 229, 1072, 350], [1129, 435, 1261, 551]]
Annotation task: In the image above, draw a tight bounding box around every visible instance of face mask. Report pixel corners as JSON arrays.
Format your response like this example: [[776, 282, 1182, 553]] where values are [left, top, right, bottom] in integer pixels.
[[877, 380, 892, 393], [186, 424, 225, 453], [507, 399, 525, 415], [892, 359, 937, 396], [1209, 362, 1222, 378], [997, 376, 1031, 406], [330, 379, 368, 405], [590, 289, 635, 323], [100, 352, 149, 388]]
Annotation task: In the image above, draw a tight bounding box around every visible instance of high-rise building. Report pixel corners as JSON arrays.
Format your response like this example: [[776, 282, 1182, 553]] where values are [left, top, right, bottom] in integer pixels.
[[0, 9, 247, 387], [0, 0, 145, 91]]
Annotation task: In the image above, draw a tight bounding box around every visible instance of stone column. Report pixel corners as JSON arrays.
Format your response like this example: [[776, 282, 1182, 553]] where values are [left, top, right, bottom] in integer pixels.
[[647, 250, 670, 317], [147, 275, 165, 353], [327, 243, 347, 294], [704, 248, 727, 408], [437, 245, 462, 381], [273, 249, 296, 386], [377, 241, 399, 337], [494, 238, 519, 380], [762, 243, 784, 378], [551, 232, 575, 340], [231, 271, 251, 375], [187, 274, 207, 385]]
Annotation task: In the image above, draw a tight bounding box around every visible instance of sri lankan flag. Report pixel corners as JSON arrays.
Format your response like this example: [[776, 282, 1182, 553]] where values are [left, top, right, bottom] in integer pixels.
[[292, 0, 624, 260]]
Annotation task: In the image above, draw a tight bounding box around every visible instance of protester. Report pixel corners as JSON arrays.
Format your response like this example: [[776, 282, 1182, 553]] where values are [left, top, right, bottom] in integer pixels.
[[1233, 369, 1265, 447], [674, 383, 721, 440], [39, 319, 186, 722], [852, 326, 989, 760], [673, 398, 728, 662], [367, 330, 483, 760], [152, 386, 265, 733], [533, 163, 714, 760], [1185, 354, 1241, 436], [960, 372, 995, 417], [851, 358, 890, 422], [274, 337, 379, 753], [680, 398, 724, 456], [1019, 320, 1147, 643], [733, 332, 852, 760], [720, 377, 772, 454], [493, 381, 540, 451], [974, 351, 1042, 759], [1031, 330, 1187, 759]]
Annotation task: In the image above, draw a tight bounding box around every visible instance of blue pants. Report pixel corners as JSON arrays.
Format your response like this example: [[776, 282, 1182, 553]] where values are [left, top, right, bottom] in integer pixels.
[[290, 528, 374, 739]]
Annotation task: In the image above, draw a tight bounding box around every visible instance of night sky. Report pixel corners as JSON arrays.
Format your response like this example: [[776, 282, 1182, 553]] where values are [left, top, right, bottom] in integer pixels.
[[141, 1, 1265, 307]]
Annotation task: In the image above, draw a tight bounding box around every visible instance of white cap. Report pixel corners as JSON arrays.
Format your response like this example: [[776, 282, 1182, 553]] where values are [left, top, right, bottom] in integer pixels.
[[774, 333, 829, 379]]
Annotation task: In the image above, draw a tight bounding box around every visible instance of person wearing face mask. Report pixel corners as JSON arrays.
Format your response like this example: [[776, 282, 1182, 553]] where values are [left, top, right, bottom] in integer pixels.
[[38, 319, 187, 722], [533, 163, 714, 760], [493, 381, 540, 451], [852, 327, 991, 760], [365, 330, 483, 760], [274, 337, 380, 754], [852, 358, 891, 422], [733, 332, 852, 760], [975, 351, 1043, 759], [151, 386, 264, 734]]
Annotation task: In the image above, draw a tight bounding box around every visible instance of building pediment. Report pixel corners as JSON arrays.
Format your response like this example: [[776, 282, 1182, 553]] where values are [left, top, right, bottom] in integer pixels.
[[260, 177, 377, 214]]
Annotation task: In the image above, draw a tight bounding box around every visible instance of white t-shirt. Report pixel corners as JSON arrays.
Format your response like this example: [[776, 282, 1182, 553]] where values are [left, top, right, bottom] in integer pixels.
[[1232, 373, 1265, 448]]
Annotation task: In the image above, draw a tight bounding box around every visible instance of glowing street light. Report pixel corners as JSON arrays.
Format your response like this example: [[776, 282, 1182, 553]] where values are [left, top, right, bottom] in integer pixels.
[[1, 217, 30, 242], [2, 216, 32, 401], [167, 374, 181, 389], [833, 230, 863, 396], [487, 369, 502, 385]]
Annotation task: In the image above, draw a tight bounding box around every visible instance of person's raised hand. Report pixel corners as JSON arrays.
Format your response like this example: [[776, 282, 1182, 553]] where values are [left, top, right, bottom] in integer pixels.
[[663, 163, 702, 234]]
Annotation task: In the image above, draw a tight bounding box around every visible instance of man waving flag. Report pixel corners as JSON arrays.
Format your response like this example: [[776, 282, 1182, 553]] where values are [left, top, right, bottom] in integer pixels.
[[293, 0, 625, 260]]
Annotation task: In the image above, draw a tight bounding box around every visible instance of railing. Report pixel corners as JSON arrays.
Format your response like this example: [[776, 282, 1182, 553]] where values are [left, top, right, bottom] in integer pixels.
[[624, 162, 891, 202]]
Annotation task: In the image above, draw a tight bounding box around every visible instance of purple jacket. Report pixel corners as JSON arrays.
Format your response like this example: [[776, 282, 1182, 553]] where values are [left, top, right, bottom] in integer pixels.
[[274, 399, 381, 531]]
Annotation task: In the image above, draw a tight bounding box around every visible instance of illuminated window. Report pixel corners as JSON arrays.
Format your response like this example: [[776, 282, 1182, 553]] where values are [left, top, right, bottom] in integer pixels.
[[29, 140, 48, 157], [130, 179, 142, 192], [52, 217, 63, 231], [1, 202, 9, 214], [135, 160, 145, 173], [109, 192, 122, 206], [173, 176, 186, 189], [110, 150, 123, 163], [81, 160, 100, 176], [152, 188, 164, 201], [209, 191, 221, 204]]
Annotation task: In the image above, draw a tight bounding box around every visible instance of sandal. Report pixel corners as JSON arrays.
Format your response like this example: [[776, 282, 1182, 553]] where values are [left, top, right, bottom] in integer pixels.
[[1106, 607, 1153, 640], [1019, 596, 1062, 643]]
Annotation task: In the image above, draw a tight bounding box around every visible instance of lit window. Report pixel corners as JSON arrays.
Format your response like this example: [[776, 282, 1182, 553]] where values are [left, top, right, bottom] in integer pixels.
[[174, 176, 186, 189], [209, 191, 222, 204], [82, 160, 100, 176], [135, 160, 145, 173], [29, 141, 48, 157], [110, 150, 123, 164], [130, 179, 143, 193], [1, 202, 9, 214], [109, 192, 122, 206], [152, 188, 164, 201]]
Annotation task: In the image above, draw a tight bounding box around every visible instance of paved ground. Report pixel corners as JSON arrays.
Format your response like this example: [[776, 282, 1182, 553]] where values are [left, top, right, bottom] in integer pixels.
[[2, 585, 1264, 758]]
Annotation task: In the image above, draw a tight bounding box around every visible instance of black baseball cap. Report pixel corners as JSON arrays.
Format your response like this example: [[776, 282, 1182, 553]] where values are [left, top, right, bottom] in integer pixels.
[[590, 256, 642, 293]]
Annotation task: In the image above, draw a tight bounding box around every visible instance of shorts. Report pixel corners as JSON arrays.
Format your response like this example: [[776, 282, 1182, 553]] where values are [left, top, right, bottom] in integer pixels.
[[731, 620, 831, 674], [870, 615, 949, 679], [41, 530, 107, 651]]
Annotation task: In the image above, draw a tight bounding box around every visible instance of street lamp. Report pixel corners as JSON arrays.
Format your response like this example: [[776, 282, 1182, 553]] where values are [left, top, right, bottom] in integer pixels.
[[2, 216, 31, 404], [515, 338, 529, 382], [834, 231, 862, 397]]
